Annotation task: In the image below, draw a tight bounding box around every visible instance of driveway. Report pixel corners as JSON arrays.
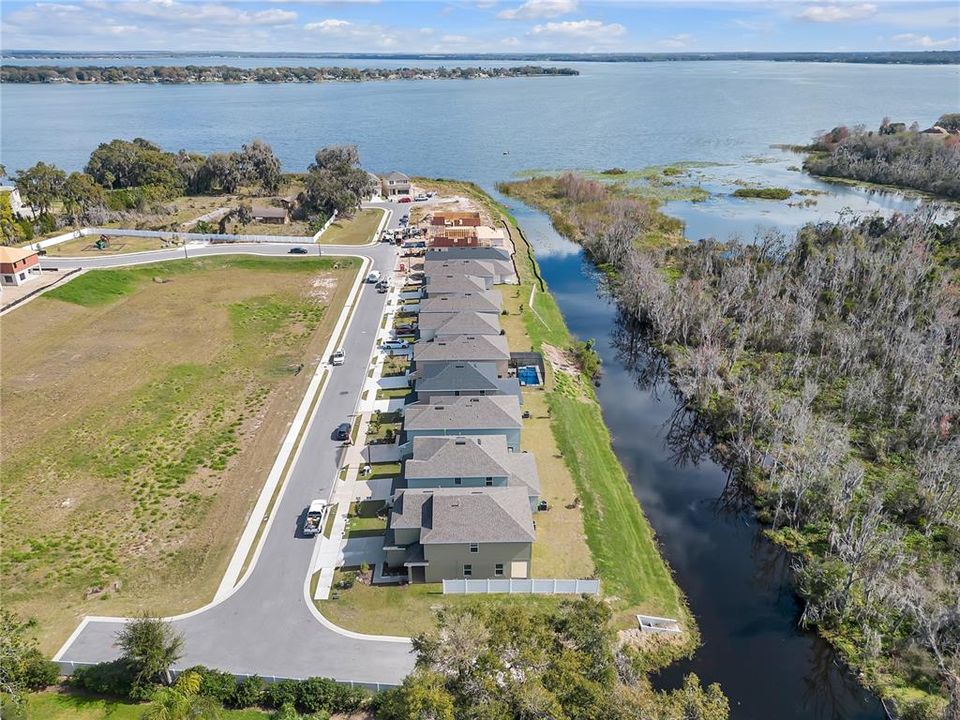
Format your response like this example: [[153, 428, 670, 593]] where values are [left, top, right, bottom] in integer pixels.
[[54, 205, 418, 688]]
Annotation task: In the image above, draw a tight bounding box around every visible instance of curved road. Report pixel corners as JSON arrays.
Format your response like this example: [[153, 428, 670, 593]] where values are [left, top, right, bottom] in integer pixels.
[[52, 205, 419, 687]]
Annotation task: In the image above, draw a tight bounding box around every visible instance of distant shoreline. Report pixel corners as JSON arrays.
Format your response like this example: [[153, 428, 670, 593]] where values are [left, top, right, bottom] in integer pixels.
[[4, 50, 958, 65], [0, 65, 580, 85]]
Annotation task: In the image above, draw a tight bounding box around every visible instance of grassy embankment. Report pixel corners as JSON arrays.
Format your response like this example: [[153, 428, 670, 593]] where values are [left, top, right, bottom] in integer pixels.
[[1, 255, 359, 653], [317, 208, 385, 245], [320, 179, 691, 657]]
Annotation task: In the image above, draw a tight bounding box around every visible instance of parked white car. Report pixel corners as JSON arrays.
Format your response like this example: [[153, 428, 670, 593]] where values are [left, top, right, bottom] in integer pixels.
[[381, 339, 410, 351], [330, 349, 345, 366]]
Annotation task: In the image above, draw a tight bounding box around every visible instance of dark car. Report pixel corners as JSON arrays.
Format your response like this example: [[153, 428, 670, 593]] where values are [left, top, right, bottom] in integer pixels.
[[335, 422, 352, 441], [288, 247, 308, 254]]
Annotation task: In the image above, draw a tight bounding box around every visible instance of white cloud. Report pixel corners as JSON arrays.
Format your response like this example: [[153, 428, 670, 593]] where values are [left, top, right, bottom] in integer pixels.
[[304, 18, 351, 31], [657, 32, 695, 49], [527, 20, 627, 46], [501, 35, 520, 46], [498, 0, 577, 21], [530, 19, 625, 41], [892, 32, 959, 48], [794, 3, 877, 23]]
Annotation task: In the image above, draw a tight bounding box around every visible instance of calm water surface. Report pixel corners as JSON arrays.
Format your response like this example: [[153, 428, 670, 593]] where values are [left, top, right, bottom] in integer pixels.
[[4, 60, 956, 718]]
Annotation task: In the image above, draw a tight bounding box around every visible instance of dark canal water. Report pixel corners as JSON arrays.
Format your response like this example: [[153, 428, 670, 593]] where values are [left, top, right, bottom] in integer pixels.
[[504, 201, 887, 720]]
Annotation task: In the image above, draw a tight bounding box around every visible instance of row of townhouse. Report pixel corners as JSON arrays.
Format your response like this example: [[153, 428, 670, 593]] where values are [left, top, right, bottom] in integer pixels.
[[382, 246, 543, 584]]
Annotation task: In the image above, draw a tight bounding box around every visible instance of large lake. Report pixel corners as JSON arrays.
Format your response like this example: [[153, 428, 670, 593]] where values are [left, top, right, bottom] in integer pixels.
[[3, 60, 958, 718]]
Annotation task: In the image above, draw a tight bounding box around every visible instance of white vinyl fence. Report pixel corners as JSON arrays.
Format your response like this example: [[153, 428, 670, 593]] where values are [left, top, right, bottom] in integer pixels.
[[443, 578, 600, 595], [32, 210, 340, 252]]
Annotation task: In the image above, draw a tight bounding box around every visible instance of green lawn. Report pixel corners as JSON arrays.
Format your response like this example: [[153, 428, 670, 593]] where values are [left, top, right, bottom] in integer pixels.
[[346, 500, 387, 537], [367, 462, 401, 478], [317, 208, 384, 245], [24, 692, 268, 720], [375, 387, 412, 400], [319, 572, 566, 637]]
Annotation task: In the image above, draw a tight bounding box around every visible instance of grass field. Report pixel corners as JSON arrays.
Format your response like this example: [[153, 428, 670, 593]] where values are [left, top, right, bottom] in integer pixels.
[[318, 209, 384, 245], [43, 236, 181, 257], [1, 255, 359, 653], [24, 692, 268, 720]]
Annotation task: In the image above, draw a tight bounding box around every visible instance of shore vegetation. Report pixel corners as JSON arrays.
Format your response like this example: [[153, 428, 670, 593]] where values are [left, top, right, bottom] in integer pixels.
[[0, 64, 579, 84], [802, 114, 960, 199]]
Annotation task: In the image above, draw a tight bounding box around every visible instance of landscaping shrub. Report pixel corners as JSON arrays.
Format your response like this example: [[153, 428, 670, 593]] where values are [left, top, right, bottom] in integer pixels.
[[330, 683, 368, 713], [295, 676, 337, 713], [17, 649, 59, 690], [233, 675, 265, 708], [69, 659, 135, 697], [263, 679, 300, 709], [186, 664, 237, 704]]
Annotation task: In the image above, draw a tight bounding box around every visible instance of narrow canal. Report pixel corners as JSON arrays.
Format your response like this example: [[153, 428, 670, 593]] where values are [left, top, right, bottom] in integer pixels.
[[505, 201, 887, 720]]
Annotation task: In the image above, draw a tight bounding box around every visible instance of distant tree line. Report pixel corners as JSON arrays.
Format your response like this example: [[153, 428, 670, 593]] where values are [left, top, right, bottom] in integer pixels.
[[2, 139, 375, 244], [0, 65, 579, 84], [500, 173, 960, 718], [803, 114, 960, 199]]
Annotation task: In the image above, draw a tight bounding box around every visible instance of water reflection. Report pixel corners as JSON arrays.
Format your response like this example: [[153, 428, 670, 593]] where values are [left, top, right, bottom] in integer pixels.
[[505, 200, 886, 720]]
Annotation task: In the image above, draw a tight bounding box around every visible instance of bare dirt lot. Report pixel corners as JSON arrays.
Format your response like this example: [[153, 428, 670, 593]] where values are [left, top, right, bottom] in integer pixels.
[[0, 256, 358, 652]]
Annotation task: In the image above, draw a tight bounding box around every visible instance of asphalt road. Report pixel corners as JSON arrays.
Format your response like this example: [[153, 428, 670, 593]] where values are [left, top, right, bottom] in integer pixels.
[[54, 202, 421, 687]]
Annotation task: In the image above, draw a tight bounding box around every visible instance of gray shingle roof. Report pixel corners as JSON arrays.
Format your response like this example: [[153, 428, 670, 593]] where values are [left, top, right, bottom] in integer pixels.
[[405, 435, 511, 479], [424, 259, 514, 281], [391, 487, 535, 544], [413, 334, 510, 364], [417, 311, 502, 336], [423, 274, 488, 296], [424, 259, 496, 279], [382, 171, 409, 181], [424, 487, 535, 543], [415, 362, 501, 393], [403, 396, 522, 432], [418, 291, 502, 315], [404, 435, 541, 497]]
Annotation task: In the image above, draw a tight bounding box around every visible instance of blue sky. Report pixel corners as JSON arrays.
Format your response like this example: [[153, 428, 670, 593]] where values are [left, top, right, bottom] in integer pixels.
[[2, 1, 958, 54]]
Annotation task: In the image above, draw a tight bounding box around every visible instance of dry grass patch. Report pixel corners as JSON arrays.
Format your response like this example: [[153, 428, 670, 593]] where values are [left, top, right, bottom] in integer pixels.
[[318, 208, 385, 246], [521, 389, 595, 578], [1, 256, 358, 652]]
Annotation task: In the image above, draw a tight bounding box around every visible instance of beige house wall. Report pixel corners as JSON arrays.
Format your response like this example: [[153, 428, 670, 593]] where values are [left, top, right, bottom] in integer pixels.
[[423, 541, 531, 582]]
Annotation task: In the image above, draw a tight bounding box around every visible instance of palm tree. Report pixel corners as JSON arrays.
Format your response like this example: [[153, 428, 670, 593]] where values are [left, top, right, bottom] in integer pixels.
[[143, 671, 222, 720]]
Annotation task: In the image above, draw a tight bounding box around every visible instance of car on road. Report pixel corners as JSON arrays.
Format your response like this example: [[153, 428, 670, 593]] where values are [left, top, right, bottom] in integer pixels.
[[366, 270, 382, 283], [330, 349, 345, 366], [376, 280, 389, 294], [399, 216, 409, 226], [414, 194, 428, 202], [335, 422, 352, 441], [303, 499, 328, 536], [288, 247, 308, 254], [398, 196, 413, 203], [381, 339, 410, 351]]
